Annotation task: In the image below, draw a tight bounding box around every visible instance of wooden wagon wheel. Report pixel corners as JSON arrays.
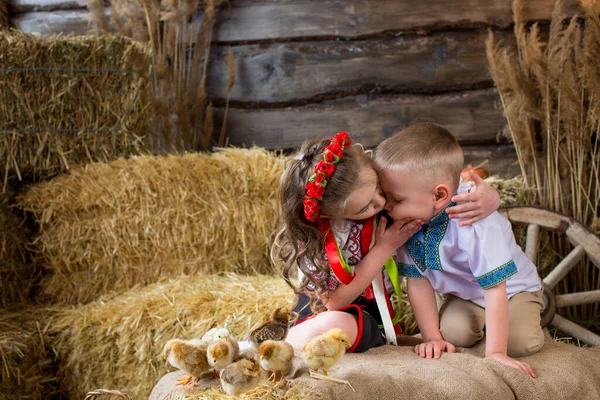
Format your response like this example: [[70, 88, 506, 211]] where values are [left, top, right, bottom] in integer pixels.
[[499, 206, 600, 346]]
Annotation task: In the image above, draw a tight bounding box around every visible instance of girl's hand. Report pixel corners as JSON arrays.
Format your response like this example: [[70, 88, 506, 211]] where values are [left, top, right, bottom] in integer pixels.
[[415, 339, 456, 359], [486, 353, 537, 378], [376, 216, 422, 252], [446, 169, 501, 226]]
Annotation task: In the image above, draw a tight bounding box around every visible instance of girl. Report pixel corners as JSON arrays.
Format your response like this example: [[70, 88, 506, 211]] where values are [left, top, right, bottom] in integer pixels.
[[272, 132, 500, 353]]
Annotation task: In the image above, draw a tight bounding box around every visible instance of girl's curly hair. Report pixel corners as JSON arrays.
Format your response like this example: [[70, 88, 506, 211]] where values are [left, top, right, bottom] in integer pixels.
[[271, 138, 374, 313]]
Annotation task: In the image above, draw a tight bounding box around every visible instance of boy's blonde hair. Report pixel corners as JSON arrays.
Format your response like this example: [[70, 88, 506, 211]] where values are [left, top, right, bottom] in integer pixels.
[[375, 123, 464, 192]]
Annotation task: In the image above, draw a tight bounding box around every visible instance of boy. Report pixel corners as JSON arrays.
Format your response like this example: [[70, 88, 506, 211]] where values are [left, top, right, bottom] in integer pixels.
[[375, 123, 543, 378]]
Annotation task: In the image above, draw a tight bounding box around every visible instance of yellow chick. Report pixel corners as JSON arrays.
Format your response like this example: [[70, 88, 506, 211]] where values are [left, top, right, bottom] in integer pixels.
[[249, 307, 291, 347], [259, 340, 295, 383], [202, 327, 231, 343], [219, 355, 262, 396], [163, 338, 210, 385], [207, 336, 239, 374], [302, 328, 351, 376]]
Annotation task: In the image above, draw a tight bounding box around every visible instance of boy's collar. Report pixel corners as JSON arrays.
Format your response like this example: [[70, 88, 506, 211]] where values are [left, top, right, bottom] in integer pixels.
[[428, 201, 456, 227]]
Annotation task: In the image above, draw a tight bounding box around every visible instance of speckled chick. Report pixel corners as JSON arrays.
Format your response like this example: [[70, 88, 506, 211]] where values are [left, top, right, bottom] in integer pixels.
[[249, 307, 291, 347]]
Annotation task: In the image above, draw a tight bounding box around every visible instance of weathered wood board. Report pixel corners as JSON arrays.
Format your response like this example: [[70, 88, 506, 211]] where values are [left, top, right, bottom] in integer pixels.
[[212, 0, 580, 42], [207, 30, 512, 103], [10, 9, 104, 35], [10, 0, 86, 13], [11, 0, 579, 40], [217, 89, 506, 149]]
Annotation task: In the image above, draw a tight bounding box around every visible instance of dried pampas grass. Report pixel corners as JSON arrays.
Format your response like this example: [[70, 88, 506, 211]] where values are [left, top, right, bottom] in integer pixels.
[[50, 273, 294, 399], [19, 148, 285, 304], [487, 0, 600, 325], [88, 0, 231, 152]]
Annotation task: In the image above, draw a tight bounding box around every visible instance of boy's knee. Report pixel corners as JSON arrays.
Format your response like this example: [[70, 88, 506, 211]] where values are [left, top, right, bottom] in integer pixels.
[[508, 327, 544, 357], [439, 321, 483, 348]]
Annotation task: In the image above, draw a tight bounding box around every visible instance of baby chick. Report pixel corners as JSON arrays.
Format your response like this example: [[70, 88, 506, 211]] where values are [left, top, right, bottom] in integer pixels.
[[249, 307, 291, 347], [163, 338, 210, 385], [302, 328, 351, 376], [202, 327, 231, 343], [259, 340, 295, 383], [219, 354, 262, 396], [207, 336, 239, 375]]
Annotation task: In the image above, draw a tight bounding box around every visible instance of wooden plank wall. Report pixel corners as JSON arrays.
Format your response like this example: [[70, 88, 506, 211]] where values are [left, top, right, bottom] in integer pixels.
[[8, 0, 581, 176]]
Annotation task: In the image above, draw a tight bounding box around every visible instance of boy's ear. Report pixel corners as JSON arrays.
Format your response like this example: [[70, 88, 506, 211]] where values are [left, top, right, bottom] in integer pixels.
[[433, 184, 452, 204]]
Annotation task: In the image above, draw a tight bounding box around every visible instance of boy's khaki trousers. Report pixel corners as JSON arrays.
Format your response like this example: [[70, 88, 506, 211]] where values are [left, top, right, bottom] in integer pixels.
[[439, 290, 545, 357]]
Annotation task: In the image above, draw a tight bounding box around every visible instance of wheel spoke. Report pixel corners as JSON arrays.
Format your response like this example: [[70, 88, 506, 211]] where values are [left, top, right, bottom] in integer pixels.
[[555, 290, 600, 308], [525, 224, 540, 264], [550, 314, 600, 346], [543, 245, 586, 289]]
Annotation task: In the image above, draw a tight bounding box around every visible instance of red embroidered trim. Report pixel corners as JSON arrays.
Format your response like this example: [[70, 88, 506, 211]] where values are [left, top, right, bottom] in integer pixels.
[[303, 132, 352, 222]]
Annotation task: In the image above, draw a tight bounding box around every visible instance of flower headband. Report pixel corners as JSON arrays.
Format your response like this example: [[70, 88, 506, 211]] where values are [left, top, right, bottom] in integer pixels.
[[303, 132, 352, 222]]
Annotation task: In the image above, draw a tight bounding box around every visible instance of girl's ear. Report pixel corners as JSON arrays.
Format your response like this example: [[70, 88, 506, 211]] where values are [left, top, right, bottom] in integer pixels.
[[433, 184, 451, 205]]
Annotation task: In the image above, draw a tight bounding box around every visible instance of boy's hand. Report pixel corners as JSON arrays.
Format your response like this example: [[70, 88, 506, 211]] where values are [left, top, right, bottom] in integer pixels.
[[486, 353, 537, 378], [446, 169, 501, 226], [414, 339, 456, 359], [376, 216, 422, 251]]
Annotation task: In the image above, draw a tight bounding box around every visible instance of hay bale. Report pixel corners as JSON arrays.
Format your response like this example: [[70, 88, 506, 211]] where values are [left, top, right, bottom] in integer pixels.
[[0, 191, 36, 310], [50, 272, 294, 399], [19, 148, 285, 304], [0, 30, 151, 184], [0, 306, 58, 400]]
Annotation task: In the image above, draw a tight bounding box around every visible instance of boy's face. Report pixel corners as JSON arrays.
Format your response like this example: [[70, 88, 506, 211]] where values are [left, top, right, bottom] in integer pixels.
[[378, 168, 438, 223], [343, 165, 386, 221]]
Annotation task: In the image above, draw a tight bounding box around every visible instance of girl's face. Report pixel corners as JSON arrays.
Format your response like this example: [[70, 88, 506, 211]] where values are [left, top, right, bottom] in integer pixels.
[[342, 165, 386, 221]]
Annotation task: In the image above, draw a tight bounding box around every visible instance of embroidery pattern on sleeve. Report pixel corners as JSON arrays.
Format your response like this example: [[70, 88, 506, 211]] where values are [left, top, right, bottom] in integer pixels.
[[397, 262, 424, 278], [475, 260, 518, 289]]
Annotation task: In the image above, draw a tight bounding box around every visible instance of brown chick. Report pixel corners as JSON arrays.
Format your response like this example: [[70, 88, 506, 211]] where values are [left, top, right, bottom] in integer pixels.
[[207, 336, 239, 375], [249, 307, 291, 347], [302, 328, 351, 376], [163, 338, 210, 386], [219, 354, 263, 396], [259, 340, 294, 383]]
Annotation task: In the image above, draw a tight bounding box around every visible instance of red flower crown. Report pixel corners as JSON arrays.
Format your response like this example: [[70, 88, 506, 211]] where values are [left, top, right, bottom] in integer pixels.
[[303, 132, 352, 222]]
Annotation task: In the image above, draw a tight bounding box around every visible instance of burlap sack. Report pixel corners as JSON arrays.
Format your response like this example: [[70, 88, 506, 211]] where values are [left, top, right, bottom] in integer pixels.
[[150, 337, 600, 400]]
